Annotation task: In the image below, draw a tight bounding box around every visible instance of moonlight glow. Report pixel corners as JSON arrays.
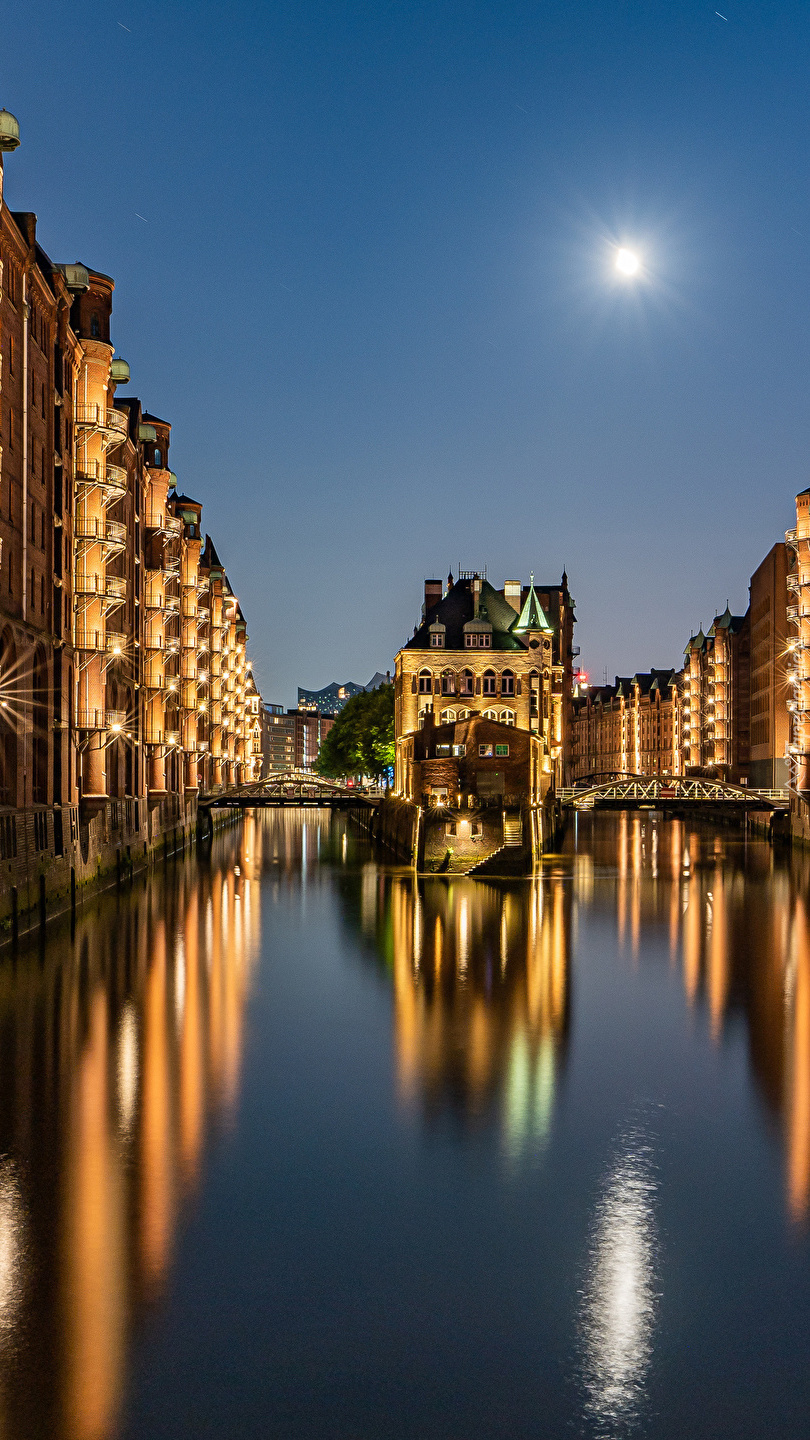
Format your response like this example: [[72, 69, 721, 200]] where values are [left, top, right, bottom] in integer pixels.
[[615, 248, 640, 276]]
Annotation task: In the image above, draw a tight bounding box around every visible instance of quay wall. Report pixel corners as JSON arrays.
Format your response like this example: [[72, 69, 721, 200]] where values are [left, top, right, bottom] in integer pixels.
[[0, 799, 240, 944]]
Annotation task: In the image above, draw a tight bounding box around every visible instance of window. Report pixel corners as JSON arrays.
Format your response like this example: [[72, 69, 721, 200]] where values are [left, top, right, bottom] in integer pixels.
[[90, 313, 100, 338], [482, 670, 496, 696], [479, 743, 494, 757], [155, 448, 162, 466], [430, 632, 444, 648], [445, 822, 457, 836], [456, 709, 471, 721], [495, 743, 509, 757], [501, 670, 515, 696], [418, 669, 432, 694], [441, 670, 455, 695], [436, 744, 451, 756], [465, 632, 492, 648], [452, 743, 466, 757], [500, 710, 516, 726], [439, 710, 456, 724], [460, 669, 474, 696], [482, 709, 498, 720]]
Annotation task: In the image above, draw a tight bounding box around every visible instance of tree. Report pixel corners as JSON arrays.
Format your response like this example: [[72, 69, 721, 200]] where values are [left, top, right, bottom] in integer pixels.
[[315, 684, 394, 784]]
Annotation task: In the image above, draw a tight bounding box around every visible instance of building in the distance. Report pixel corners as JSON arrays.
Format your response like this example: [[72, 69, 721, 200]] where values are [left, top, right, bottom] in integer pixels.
[[260, 705, 334, 775], [297, 672, 390, 716], [571, 670, 681, 780], [683, 607, 750, 782]]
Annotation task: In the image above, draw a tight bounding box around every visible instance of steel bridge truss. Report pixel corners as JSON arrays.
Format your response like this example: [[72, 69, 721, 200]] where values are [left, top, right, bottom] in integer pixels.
[[560, 777, 788, 811]]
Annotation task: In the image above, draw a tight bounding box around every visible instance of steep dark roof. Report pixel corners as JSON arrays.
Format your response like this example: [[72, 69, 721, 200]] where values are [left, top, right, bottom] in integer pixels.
[[405, 577, 527, 652]]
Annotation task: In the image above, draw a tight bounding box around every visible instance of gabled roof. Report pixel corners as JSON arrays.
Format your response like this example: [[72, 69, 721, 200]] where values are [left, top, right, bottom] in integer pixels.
[[404, 576, 526, 652], [513, 579, 552, 634]]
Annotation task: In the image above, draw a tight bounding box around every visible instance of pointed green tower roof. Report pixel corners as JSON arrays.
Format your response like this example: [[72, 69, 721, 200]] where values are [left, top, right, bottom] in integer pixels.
[[513, 574, 553, 633]]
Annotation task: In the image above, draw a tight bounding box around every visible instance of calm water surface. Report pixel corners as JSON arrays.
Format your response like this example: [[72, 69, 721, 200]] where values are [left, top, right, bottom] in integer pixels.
[[0, 810, 809, 1437]]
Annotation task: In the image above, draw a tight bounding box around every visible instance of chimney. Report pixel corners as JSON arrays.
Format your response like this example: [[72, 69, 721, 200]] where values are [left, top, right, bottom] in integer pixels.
[[472, 574, 481, 618], [424, 579, 442, 616], [504, 580, 521, 612]]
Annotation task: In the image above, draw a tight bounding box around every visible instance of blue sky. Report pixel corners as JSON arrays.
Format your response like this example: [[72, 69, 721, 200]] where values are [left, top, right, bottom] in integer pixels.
[[4, 1, 810, 701]]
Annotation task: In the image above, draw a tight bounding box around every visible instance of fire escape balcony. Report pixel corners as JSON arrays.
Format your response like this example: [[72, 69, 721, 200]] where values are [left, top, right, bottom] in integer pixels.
[[144, 587, 164, 610], [164, 594, 181, 613], [74, 517, 127, 551], [76, 708, 105, 730], [75, 460, 128, 500], [105, 710, 127, 733], [106, 632, 127, 658], [75, 404, 129, 447], [74, 627, 106, 653]]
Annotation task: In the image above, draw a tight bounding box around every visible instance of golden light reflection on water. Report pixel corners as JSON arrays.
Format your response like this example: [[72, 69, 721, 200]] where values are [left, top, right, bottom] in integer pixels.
[[574, 812, 810, 1224], [355, 872, 571, 1159], [580, 1127, 658, 1435], [0, 816, 261, 1440]]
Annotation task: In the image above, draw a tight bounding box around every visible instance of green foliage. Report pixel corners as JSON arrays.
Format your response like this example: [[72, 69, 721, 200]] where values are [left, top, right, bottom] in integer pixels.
[[314, 684, 394, 783]]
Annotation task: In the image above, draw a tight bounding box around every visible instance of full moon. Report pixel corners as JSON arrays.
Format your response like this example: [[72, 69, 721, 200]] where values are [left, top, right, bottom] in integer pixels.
[[615, 247, 640, 276]]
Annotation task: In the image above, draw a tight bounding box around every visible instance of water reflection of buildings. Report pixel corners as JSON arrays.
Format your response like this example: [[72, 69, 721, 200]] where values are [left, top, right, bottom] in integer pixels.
[[0, 816, 261, 1440], [574, 811, 810, 1223], [349, 871, 572, 1158]]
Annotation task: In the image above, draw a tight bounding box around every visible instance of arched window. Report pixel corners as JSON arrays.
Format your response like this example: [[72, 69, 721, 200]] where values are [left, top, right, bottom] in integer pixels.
[[418, 669, 432, 694], [500, 709, 516, 726], [154, 447, 162, 466], [90, 313, 100, 338], [441, 670, 455, 695], [460, 669, 474, 696], [482, 708, 498, 720], [482, 669, 496, 696], [440, 709, 456, 725], [501, 669, 515, 697]]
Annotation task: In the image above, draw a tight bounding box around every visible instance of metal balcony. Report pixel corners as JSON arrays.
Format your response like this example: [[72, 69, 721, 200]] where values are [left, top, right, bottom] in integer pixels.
[[74, 628, 106, 653], [106, 632, 127, 657], [144, 633, 165, 652], [144, 588, 164, 610], [106, 710, 127, 731], [74, 517, 127, 549], [143, 727, 164, 745], [75, 460, 128, 499], [74, 404, 129, 446], [165, 594, 181, 612], [787, 528, 798, 545], [76, 708, 105, 729], [163, 555, 181, 575]]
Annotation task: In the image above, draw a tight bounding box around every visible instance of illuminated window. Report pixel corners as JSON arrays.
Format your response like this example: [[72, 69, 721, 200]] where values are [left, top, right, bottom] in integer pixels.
[[500, 710, 516, 726], [482, 670, 496, 696], [441, 670, 455, 695], [482, 709, 498, 720], [460, 669, 474, 696], [479, 743, 494, 757], [430, 632, 444, 648], [495, 743, 509, 756], [418, 670, 432, 694], [440, 709, 456, 724]]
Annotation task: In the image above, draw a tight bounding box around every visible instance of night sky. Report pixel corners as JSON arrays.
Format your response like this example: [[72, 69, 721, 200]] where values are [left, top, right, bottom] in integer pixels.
[[4, 1, 809, 702]]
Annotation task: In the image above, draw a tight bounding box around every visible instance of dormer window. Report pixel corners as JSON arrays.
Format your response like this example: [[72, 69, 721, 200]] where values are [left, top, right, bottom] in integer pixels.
[[465, 632, 491, 648], [430, 631, 444, 648]]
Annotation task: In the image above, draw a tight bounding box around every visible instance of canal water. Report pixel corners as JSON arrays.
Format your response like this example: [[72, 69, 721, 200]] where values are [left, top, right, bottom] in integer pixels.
[[0, 810, 809, 1438]]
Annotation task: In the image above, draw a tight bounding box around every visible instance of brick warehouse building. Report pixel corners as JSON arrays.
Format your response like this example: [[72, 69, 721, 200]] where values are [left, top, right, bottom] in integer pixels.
[[390, 570, 575, 870], [0, 112, 261, 934], [572, 670, 682, 781]]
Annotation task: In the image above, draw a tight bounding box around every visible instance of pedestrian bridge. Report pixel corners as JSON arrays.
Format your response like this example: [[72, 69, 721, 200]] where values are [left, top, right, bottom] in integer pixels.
[[558, 777, 789, 812], [199, 771, 382, 813]]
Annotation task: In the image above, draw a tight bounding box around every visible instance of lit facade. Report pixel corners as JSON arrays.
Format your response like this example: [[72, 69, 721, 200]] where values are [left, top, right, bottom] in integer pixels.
[[0, 117, 260, 931], [683, 608, 750, 782], [571, 670, 682, 780], [394, 570, 576, 795]]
